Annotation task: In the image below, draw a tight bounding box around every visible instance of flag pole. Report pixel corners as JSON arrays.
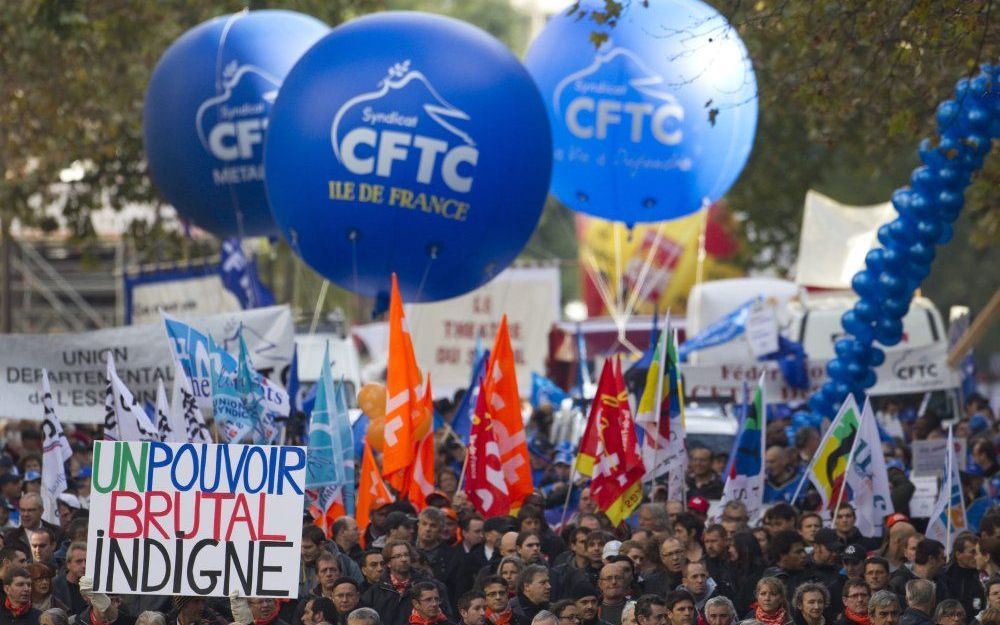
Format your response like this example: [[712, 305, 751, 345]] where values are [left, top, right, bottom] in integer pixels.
[[456, 441, 472, 492], [558, 467, 578, 529], [831, 395, 865, 529], [944, 424, 953, 557]]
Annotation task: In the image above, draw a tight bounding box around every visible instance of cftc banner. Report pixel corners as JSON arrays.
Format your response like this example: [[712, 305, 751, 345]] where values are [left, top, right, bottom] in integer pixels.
[[0, 306, 293, 424], [683, 341, 958, 404], [86, 441, 306, 597]]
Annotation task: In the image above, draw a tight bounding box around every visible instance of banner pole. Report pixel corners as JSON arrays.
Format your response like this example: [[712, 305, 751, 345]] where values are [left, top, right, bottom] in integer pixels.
[[558, 467, 578, 530]]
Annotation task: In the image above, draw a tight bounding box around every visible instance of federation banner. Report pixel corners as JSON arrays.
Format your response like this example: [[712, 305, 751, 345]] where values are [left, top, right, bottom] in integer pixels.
[[0, 306, 294, 423], [86, 441, 306, 597], [124, 264, 241, 325]]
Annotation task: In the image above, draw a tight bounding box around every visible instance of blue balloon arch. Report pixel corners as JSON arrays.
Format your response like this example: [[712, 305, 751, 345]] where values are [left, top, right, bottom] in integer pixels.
[[809, 63, 999, 417]]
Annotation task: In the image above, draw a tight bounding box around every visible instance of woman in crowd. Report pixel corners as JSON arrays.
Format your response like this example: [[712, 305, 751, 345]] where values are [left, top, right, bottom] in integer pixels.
[[792, 584, 829, 625], [932, 601, 965, 625], [29, 563, 67, 612], [499, 557, 525, 597], [747, 578, 793, 625]]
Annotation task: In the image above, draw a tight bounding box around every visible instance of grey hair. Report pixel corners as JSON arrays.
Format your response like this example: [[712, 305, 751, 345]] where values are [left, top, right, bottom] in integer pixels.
[[793, 583, 830, 609], [418, 506, 444, 526], [905, 579, 935, 610], [868, 590, 900, 615], [347, 608, 382, 625], [705, 596, 736, 616], [638, 503, 669, 531], [622, 601, 637, 624], [532, 611, 559, 625], [932, 600, 965, 623], [40, 609, 69, 625], [136, 613, 166, 625]]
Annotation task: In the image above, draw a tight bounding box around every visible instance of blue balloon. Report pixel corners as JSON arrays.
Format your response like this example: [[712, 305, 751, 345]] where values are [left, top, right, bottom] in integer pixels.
[[915, 219, 942, 243], [264, 12, 552, 302], [144, 11, 329, 237], [875, 317, 904, 346], [851, 270, 879, 298], [842, 310, 869, 336], [879, 271, 908, 297], [827, 359, 849, 381], [869, 347, 886, 367], [834, 338, 854, 359], [882, 296, 910, 318], [523, 0, 758, 224], [862, 370, 878, 389], [908, 241, 936, 265]]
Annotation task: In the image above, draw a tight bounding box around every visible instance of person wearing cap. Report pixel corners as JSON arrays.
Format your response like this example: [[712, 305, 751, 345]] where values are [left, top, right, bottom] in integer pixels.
[[877, 515, 915, 573], [385, 512, 418, 545], [365, 501, 394, 549], [571, 582, 609, 625], [686, 498, 710, 524], [686, 447, 724, 501], [21, 473, 41, 496], [842, 545, 868, 581]]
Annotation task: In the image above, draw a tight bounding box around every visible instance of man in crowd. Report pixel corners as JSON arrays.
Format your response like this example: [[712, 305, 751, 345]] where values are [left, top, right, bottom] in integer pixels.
[[677, 561, 720, 614], [458, 591, 487, 625], [571, 583, 606, 625], [333, 517, 364, 564], [361, 550, 386, 592], [517, 532, 546, 566], [686, 448, 723, 500], [839, 580, 871, 625], [449, 514, 488, 606], [942, 533, 984, 617], [512, 565, 551, 625], [868, 591, 901, 625], [703, 597, 735, 625], [901, 579, 935, 625], [483, 576, 512, 625], [664, 591, 696, 625], [417, 508, 453, 582], [766, 530, 810, 595], [1, 567, 39, 625], [51, 542, 86, 614], [889, 540, 948, 604], [410, 583, 452, 625], [764, 447, 801, 504], [332, 578, 363, 623], [597, 563, 628, 625], [362, 539, 451, 625], [634, 595, 668, 625]]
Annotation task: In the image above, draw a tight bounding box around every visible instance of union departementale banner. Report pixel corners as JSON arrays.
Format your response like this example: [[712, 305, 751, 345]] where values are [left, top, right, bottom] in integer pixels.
[[86, 441, 306, 598]]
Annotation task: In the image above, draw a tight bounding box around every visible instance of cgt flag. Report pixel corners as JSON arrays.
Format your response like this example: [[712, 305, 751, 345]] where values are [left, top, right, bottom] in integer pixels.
[[586, 358, 644, 526], [463, 376, 511, 517], [382, 274, 422, 490], [357, 440, 394, 548]]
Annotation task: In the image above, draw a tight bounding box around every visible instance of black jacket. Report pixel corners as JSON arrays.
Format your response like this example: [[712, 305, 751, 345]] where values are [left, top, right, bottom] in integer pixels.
[[447, 544, 489, 610], [50, 574, 87, 615], [0, 605, 40, 625], [417, 542, 454, 584], [888, 567, 949, 606], [361, 570, 452, 625], [900, 607, 933, 625], [942, 562, 984, 618], [510, 594, 548, 625]]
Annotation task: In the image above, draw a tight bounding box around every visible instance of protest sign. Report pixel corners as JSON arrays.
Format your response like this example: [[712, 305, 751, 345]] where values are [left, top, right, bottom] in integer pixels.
[[124, 265, 240, 325], [683, 341, 958, 403], [407, 266, 560, 393], [86, 441, 306, 597], [911, 438, 967, 477], [0, 306, 293, 424]]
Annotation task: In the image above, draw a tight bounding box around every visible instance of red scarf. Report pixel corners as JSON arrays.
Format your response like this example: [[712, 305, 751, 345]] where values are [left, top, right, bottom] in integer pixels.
[[755, 606, 787, 625], [5, 598, 29, 619], [409, 609, 447, 625], [843, 609, 870, 625], [3, 596, 31, 618], [391, 573, 411, 595], [487, 607, 513, 625], [253, 610, 280, 625]]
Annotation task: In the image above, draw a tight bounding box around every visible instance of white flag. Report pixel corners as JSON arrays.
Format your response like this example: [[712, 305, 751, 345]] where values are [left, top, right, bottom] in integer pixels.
[[103, 355, 160, 442], [844, 397, 894, 537], [40, 370, 73, 525], [925, 424, 967, 555], [169, 361, 212, 444], [154, 379, 171, 442]]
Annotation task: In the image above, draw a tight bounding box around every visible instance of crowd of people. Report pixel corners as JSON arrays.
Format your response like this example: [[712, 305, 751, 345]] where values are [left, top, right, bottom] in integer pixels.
[[0, 391, 996, 625]]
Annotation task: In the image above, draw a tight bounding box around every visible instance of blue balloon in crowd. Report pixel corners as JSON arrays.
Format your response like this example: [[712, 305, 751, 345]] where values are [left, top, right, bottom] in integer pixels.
[[144, 11, 329, 237], [524, 0, 758, 224], [265, 12, 552, 302]]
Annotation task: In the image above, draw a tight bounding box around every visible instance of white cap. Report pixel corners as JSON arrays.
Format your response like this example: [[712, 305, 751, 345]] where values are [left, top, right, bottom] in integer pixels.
[[602, 540, 622, 560]]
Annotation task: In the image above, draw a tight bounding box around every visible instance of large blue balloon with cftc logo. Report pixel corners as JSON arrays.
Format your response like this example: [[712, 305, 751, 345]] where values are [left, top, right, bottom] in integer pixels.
[[143, 10, 329, 237], [525, 0, 758, 225], [265, 12, 552, 304]]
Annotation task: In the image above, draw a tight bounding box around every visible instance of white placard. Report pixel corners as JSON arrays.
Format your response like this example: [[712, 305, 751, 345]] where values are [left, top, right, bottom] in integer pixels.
[[86, 441, 306, 597], [909, 475, 939, 518], [129, 274, 240, 325], [407, 266, 560, 393], [911, 438, 967, 477], [745, 301, 779, 357]]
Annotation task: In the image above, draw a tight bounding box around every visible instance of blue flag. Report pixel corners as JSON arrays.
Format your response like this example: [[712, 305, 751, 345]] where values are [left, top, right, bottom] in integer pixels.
[[451, 349, 490, 442], [220, 239, 276, 309], [531, 373, 569, 409], [679, 298, 758, 361]]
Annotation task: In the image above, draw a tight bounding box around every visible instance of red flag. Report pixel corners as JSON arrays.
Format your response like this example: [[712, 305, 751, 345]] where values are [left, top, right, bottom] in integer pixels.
[[383, 274, 422, 490], [357, 440, 394, 547], [588, 357, 645, 526], [463, 376, 511, 517], [483, 316, 532, 505]]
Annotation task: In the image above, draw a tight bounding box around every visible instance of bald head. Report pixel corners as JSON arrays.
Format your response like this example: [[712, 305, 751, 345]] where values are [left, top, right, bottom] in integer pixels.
[[500, 532, 519, 558]]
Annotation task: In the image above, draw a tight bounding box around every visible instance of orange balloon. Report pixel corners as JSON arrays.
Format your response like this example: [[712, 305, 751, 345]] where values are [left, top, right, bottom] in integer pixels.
[[412, 409, 432, 441], [366, 415, 386, 452], [357, 383, 386, 420]]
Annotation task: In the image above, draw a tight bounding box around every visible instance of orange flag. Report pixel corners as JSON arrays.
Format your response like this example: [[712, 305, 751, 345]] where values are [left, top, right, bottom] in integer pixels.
[[483, 315, 533, 506], [357, 440, 394, 547], [406, 375, 436, 511], [382, 274, 422, 490]]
